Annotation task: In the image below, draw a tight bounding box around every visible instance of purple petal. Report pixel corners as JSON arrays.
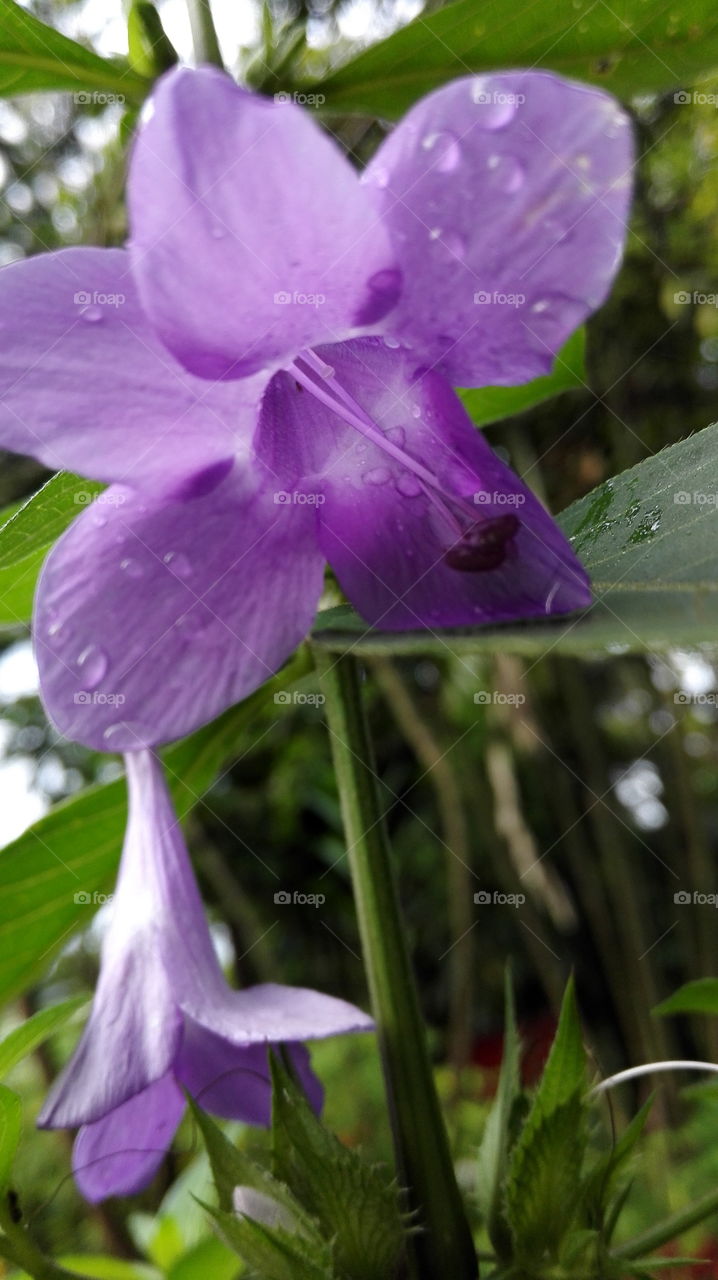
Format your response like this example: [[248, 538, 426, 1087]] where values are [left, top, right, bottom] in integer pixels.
[[0, 248, 257, 485], [34, 461, 325, 749], [73, 1074, 184, 1202], [175, 1022, 323, 1123], [179, 981, 375, 1047], [363, 72, 633, 386], [257, 338, 590, 629], [128, 67, 399, 380]]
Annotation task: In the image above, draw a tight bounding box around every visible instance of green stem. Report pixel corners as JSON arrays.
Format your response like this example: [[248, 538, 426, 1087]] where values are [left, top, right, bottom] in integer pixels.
[[0, 1195, 85, 1280], [612, 1186, 718, 1260], [314, 650, 477, 1280], [186, 0, 223, 67]]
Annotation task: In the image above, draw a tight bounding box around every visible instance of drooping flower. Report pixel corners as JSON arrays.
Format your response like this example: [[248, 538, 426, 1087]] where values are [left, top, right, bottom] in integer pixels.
[[0, 66, 633, 751], [37, 750, 373, 1202]]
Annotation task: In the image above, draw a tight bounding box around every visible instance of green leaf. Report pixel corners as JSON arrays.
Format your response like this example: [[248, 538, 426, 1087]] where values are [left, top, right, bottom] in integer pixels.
[[56, 1259, 159, 1280], [311, 421, 718, 657], [654, 977, 718, 1017], [0, 545, 45, 629], [0, 996, 86, 1079], [459, 330, 586, 430], [127, 2, 178, 78], [0, 473, 104, 570], [0, 0, 149, 99], [270, 1054, 406, 1280], [300, 0, 718, 117], [209, 1205, 335, 1280], [167, 1236, 239, 1280], [476, 969, 522, 1255], [0, 654, 310, 1007], [0, 1085, 21, 1190]]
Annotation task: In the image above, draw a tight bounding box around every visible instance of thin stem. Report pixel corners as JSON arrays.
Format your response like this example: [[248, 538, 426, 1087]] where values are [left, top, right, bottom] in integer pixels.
[[612, 1185, 718, 1260], [186, 0, 223, 68], [314, 650, 477, 1280]]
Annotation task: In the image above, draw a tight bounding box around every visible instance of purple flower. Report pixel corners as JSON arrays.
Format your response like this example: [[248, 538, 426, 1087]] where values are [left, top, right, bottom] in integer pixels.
[[0, 67, 633, 751], [37, 749, 373, 1202]]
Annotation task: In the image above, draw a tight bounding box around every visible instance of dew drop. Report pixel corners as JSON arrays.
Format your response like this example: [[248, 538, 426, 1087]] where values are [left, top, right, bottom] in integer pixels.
[[396, 472, 423, 498], [76, 644, 108, 689], [428, 227, 442, 240], [80, 305, 103, 323], [471, 82, 518, 129], [369, 165, 390, 189], [163, 551, 192, 578], [363, 467, 391, 486], [384, 335, 401, 349], [385, 425, 406, 446], [120, 557, 143, 579], [487, 153, 525, 193], [411, 404, 422, 419], [421, 129, 461, 172]]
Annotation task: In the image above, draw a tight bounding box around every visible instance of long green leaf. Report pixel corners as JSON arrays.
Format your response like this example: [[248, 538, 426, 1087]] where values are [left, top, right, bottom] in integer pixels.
[[302, 0, 718, 117], [0, 473, 103, 571], [0, 996, 86, 1079], [0, 0, 148, 99], [0, 1085, 21, 1190], [654, 977, 718, 1017], [460, 329, 586, 430]]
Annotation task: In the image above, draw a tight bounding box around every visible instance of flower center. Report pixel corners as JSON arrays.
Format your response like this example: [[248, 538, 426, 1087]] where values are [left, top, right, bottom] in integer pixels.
[[287, 348, 520, 573]]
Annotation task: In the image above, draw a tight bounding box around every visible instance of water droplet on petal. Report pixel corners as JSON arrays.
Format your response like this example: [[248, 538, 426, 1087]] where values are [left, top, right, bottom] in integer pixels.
[[411, 404, 422, 419], [76, 644, 108, 689], [421, 129, 461, 172], [396, 472, 423, 498], [384, 335, 401, 349], [487, 153, 525, 193], [385, 425, 406, 446], [120, 557, 143, 578], [363, 467, 391, 487], [163, 551, 192, 578], [429, 227, 442, 241], [471, 83, 518, 129], [80, 305, 103, 323], [369, 165, 390, 189]]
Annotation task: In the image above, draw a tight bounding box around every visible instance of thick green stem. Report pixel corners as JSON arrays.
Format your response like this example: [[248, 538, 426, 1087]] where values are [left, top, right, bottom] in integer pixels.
[[612, 1186, 718, 1260], [314, 650, 477, 1280], [186, 0, 223, 67]]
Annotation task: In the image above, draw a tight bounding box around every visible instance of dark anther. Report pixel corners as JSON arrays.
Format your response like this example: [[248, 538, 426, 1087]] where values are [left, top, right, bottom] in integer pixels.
[[444, 513, 520, 572]]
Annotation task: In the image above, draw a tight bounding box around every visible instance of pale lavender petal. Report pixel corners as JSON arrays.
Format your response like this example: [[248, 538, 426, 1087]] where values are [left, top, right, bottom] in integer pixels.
[[129, 67, 399, 380], [175, 1023, 323, 1122], [363, 72, 633, 386], [257, 338, 590, 629], [34, 460, 325, 750], [73, 1074, 184, 1202], [0, 248, 258, 485]]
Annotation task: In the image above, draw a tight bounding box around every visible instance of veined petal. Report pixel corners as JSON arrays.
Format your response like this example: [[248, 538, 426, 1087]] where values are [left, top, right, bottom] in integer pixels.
[[129, 66, 399, 380], [175, 1023, 323, 1122], [73, 1074, 184, 1202], [34, 460, 325, 750], [257, 338, 590, 628], [0, 247, 257, 485], [363, 72, 633, 387]]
